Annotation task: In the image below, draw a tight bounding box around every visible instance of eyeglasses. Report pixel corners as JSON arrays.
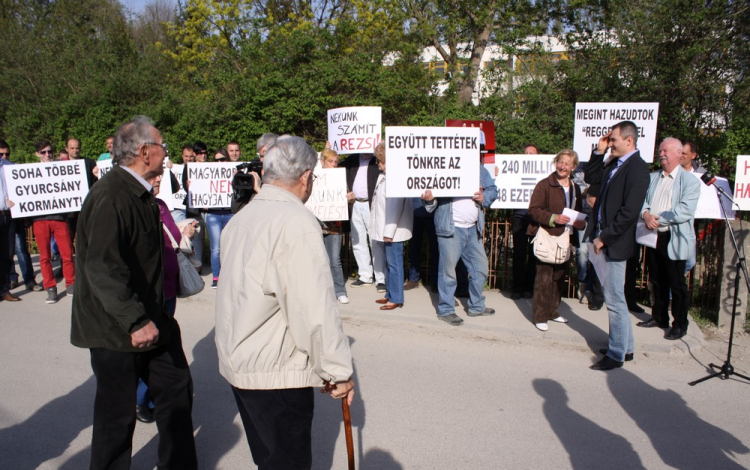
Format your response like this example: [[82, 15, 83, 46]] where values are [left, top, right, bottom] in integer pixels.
[[39, 149, 54, 155], [145, 142, 168, 151], [0, 152, 9, 157]]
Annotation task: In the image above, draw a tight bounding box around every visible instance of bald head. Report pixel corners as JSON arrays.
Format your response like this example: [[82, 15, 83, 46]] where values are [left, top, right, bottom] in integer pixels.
[[658, 137, 682, 173]]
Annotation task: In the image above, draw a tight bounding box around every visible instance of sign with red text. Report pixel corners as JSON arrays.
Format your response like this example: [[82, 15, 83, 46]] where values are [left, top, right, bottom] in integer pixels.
[[328, 106, 381, 155], [3, 160, 89, 217], [385, 126, 480, 197], [96, 159, 113, 177], [573, 102, 659, 163], [489, 154, 556, 209], [186, 162, 239, 208], [304, 168, 348, 221], [733, 155, 750, 211]]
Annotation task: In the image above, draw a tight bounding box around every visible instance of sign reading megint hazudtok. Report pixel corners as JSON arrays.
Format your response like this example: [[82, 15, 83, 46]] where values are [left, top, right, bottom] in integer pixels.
[[187, 162, 239, 208], [385, 126, 480, 198], [3, 160, 89, 217], [328, 106, 381, 155], [304, 168, 348, 221], [489, 155, 556, 209], [573, 102, 659, 163]]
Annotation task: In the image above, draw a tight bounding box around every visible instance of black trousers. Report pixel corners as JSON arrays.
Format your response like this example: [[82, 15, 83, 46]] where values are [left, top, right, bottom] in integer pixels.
[[512, 216, 535, 293], [232, 386, 315, 470], [647, 231, 689, 330], [89, 321, 196, 470], [0, 212, 14, 294], [409, 215, 439, 287]]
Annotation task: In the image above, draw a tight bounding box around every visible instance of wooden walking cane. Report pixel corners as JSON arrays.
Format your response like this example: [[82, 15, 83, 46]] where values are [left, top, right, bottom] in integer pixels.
[[322, 383, 356, 470], [342, 398, 355, 470]]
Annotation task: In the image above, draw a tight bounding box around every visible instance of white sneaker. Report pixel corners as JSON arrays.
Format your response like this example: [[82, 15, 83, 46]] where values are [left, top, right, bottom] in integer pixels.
[[535, 323, 548, 331], [337, 295, 350, 304], [552, 316, 568, 323]]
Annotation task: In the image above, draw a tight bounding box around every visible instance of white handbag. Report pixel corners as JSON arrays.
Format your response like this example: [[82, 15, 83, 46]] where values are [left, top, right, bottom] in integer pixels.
[[163, 225, 205, 298], [532, 227, 571, 264]]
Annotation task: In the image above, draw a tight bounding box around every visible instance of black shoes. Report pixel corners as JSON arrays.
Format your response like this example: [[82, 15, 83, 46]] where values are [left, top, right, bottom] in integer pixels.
[[590, 356, 624, 371], [588, 303, 603, 311], [599, 348, 634, 362], [510, 292, 522, 300], [636, 318, 666, 328], [665, 327, 686, 340], [136, 405, 155, 423], [628, 304, 646, 314]]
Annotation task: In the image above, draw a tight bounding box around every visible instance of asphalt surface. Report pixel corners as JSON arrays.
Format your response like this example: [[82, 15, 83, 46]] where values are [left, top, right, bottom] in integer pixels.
[[1, 271, 749, 469]]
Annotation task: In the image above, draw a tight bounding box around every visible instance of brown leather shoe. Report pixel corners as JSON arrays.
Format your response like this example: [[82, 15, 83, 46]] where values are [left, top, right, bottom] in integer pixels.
[[379, 303, 403, 310], [404, 281, 419, 290], [375, 298, 388, 304], [1, 293, 21, 302]]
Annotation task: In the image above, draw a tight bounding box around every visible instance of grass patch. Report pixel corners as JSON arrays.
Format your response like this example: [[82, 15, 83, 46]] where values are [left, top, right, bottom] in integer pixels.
[[689, 307, 718, 329]]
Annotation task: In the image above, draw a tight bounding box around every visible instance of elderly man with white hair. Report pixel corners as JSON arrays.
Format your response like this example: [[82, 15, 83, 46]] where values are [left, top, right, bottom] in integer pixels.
[[636, 137, 701, 340], [216, 135, 354, 470]]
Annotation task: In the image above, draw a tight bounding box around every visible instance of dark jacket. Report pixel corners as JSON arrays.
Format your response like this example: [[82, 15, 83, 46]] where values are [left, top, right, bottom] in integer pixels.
[[71, 165, 173, 351], [527, 173, 583, 247], [344, 153, 379, 204], [583, 149, 650, 260]]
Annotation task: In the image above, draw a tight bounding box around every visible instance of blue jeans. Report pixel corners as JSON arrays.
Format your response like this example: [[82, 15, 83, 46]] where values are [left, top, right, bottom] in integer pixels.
[[11, 227, 34, 284], [51, 235, 59, 256], [576, 229, 589, 282], [324, 234, 347, 297], [436, 226, 488, 316], [603, 256, 634, 361], [205, 212, 233, 279], [384, 241, 405, 304]]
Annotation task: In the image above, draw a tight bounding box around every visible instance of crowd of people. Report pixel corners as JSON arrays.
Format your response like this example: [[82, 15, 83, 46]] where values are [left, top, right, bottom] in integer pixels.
[[0, 117, 708, 468]]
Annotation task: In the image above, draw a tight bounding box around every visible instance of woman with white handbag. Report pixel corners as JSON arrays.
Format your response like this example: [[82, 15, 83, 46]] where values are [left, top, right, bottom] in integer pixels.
[[527, 149, 586, 331]]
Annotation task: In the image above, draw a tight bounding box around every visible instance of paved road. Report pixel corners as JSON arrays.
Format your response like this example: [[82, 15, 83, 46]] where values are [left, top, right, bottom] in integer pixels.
[[1, 275, 749, 469]]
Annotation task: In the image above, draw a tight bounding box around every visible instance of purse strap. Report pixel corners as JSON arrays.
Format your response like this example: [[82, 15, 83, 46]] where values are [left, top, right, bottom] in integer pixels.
[[162, 224, 180, 251]]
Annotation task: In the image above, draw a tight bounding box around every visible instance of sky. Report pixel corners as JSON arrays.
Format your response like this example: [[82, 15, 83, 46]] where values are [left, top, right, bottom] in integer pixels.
[[120, 0, 176, 14]]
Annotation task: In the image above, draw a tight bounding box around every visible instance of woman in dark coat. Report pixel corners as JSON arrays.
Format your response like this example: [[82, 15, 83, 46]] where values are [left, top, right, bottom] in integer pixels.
[[527, 149, 586, 331]]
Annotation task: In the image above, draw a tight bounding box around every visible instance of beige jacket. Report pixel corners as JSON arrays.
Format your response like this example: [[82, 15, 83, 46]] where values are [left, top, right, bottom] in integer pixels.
[[215, 184, 353, 389], [369, 174, 413, 242]]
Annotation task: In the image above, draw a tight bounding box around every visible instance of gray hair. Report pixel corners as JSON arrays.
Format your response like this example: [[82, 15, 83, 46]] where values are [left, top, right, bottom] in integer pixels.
[[113, 116, 155, 167], [262, 136, 317, 185], [661, 137, 683, 150], [257, 133, 278, 153]]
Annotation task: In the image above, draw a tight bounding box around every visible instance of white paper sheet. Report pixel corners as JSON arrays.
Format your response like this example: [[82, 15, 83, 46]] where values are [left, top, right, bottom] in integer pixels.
[[635, 219, 658, 249], [562, 208, 586, 226]]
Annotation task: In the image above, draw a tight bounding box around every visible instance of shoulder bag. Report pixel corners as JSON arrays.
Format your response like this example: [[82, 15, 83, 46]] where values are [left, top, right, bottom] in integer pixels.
[[163, 225, 205, 298]]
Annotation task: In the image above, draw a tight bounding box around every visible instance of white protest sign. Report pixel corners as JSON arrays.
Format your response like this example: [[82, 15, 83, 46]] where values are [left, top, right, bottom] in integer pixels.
[[573, 102, 659, 162], [304, 168, 348, 221], [156, 167, 174, 210], [4, 160, 89, 217], [691, 173, 735, 219], [489, 154, 555, 209], [385, 126, 480, 198], [328, 106, 381, 155], [186, 162, 239, 208], [169, 164, 186, 210], [733, 155, 750, 211], [96, 159, 113, 177]]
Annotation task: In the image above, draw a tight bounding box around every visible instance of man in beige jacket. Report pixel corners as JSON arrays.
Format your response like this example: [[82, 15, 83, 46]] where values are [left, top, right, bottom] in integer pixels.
[[215, 135, 354, 470]]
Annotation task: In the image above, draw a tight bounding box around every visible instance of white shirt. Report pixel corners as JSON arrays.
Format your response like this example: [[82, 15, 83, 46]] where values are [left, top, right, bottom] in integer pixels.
[[452, 197, 478, 228], [352, 155, 371, 200]]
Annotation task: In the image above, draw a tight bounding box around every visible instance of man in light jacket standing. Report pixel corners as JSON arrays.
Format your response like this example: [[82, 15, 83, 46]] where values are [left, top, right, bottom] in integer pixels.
[[636, 137, 700, 340], [215, 135, 354, 470]]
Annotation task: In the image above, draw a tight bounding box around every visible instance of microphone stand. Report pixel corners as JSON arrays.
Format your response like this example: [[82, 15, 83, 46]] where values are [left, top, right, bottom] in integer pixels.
[[689, 183, 750, 386]]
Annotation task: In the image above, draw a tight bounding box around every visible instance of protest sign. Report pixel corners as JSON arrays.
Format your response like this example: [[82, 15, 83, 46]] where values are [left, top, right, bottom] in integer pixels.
[[3, 160, 89, 218], [96, 159, 113, 177], [186, 162, 238, 208], [573, 102, 659, 162], [328, 106, 381, 154], [385, 126, 480, 198], [446, 119, 496, 164], [691, 172, 735, 219], [488, 154, 556, 209], [733, 155, 750, 211], [304, 168, 348, 221], [156, 167, 174, 210], [169, 164, 186, 210]]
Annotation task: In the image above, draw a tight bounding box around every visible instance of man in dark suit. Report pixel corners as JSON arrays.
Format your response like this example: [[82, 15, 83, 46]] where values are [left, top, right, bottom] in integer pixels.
[[584, 121, 650, 371], [343, 152, 384, 290]]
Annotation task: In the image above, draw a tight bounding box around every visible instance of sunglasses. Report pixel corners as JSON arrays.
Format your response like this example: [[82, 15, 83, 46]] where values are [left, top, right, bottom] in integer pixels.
[[39, 149, 54, 155], [0, 152, 9, 157]]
